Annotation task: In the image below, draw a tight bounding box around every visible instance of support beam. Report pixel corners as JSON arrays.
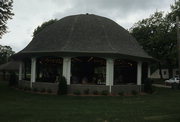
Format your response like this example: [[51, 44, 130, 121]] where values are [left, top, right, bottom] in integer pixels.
[[137, 61, 142, 85], [106, 58, 114, 86], [18, 61, 23, 81], [24, 61, 27, 79], [63, 57, 71, 85], [30, 58, 36, 88]]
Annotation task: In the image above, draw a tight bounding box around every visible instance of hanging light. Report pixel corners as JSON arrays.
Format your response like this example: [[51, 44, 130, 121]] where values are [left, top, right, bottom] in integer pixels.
[[88, 57, 93, 62], [73, 58, 82, 62]]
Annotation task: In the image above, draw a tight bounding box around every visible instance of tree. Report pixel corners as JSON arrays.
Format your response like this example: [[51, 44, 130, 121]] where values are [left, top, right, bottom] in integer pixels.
[[33, 19, 57, 37], [0, 45, 15, 65], [168, 0, 180, 22], [130, 11, 177, 79], [131, 0, 180, 79], [0, 0, 14, 38]]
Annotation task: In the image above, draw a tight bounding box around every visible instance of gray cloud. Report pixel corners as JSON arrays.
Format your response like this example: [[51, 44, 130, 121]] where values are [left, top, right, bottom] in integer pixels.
[[53, 0, 172, 28]]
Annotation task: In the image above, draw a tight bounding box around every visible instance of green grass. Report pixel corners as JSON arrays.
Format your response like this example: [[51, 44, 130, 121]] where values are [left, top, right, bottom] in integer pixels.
[[0, 81, 180, 122]]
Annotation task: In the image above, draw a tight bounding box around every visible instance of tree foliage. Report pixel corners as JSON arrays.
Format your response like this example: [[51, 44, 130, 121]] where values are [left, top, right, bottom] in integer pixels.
[[0, 0, 14, 38], [33, 19, 57, 37], [131, 12, 176, 60], [130, 0, 180, 78], [0, 45, 15, 65], [168, 0, 180, 22]]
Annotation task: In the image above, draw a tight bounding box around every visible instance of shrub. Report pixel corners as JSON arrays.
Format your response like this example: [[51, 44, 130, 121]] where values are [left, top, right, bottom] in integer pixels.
[[18, 86, 23, 90], [131, 90, 138, 95], [27, 87, 31, 91], [33, 87, 38, 92], [101, 90, 109, 96], [73, 90, 81, 95], [171, 83, 178, 90], [23, 86, 28, 91], [83, 89, 90, 95], [8, 71, 18, 87], [40, 88, 46, 93], [178, 84, 180, 90], [47, 89, 52, 93], [93, 90, 99, 95], [118, 91, 124, 96], [144, 78, 153, 94], [58, 76, 67, 95]]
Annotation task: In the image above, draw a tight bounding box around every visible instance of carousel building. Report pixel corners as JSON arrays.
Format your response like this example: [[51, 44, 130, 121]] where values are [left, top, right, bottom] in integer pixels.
[[13, 14, 153, 94]]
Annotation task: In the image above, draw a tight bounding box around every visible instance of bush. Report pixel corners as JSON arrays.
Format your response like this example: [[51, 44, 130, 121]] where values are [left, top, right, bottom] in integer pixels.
[[47, 89, 52, 93], [73, 90, 81, 95], [83, 89, 90, 95], [131, 90, 138, 95], [118, 91, 124, 96], [23, 86, 28, 91], [178, 84, 180, 90], [101, 90, 109, 96], [27, 87, 31, 91], [144, 78, 153, 94], [18, 86, 23, 90], [93, 90, 99, 95], [40, 88, 46, 93], [8, 71, 18, 87], [33, 87, 38, 92], [58, 76, 67, 95], [171, 83, 179, 90]]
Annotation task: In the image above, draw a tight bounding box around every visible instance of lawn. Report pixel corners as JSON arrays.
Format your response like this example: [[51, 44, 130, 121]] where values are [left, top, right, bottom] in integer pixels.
[[0, 81, 180, 122]]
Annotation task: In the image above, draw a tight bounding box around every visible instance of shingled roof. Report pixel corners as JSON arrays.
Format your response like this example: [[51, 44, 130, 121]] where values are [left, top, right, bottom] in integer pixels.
[[16, 14, 152, 60]]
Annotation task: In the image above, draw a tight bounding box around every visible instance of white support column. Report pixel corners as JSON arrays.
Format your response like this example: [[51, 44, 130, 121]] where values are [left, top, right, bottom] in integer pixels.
[[63, 57, 71, 85], [106, 58, 114, 86], [30, 57, 36, 88], [18, 61, 23, 81], [148, 65, 151, 78], [137, 61, 142, 85]]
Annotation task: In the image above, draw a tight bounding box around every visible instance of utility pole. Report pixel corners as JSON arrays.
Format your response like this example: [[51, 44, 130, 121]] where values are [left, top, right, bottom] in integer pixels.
[[176, 16, 180, 77]]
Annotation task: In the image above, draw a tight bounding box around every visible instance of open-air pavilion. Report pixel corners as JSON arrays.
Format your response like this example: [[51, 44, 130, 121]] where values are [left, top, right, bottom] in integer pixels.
[[13, 14, 153, 94]]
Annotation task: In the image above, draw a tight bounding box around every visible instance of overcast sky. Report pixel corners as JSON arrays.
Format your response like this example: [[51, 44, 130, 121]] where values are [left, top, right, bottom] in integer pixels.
[[0, 0, 173, 52]]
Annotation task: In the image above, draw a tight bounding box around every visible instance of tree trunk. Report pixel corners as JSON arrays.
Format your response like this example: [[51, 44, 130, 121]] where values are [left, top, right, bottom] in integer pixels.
[[168, 60, 173, 78], [168, 68, 173, 78], [176, 16, 180, 78]]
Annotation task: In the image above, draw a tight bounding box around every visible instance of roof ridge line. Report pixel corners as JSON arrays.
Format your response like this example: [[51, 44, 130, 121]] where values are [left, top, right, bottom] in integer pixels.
[[61, 15, 79, 50], [95, 16, 118, 53]]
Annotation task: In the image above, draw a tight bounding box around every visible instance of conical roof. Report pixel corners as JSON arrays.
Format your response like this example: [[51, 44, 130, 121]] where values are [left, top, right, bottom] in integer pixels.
[[17, 14, 151, 59]]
